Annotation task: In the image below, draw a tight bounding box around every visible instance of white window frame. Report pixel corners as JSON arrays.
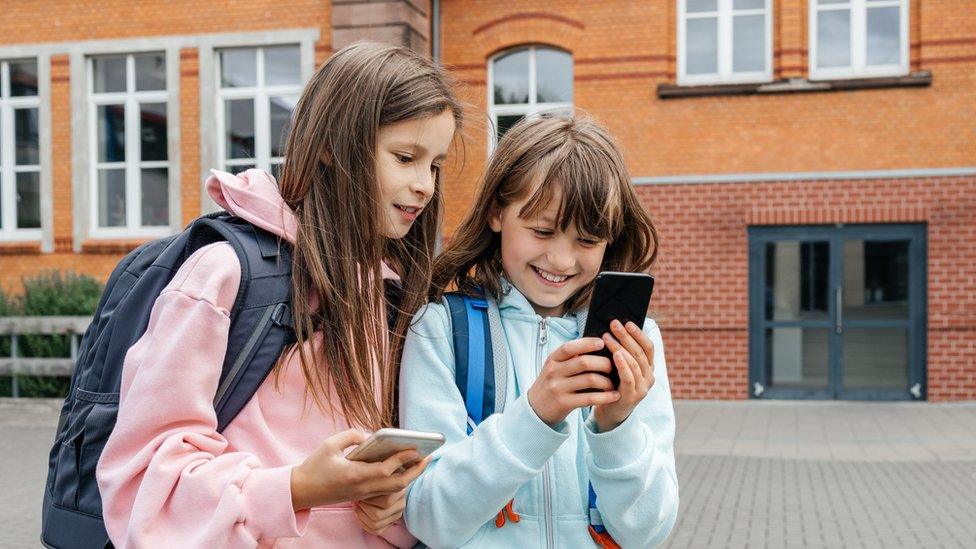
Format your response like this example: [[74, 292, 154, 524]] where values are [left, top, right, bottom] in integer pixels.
[[677, 0, 773, 86], [0, 59, 42, 241], [809, 0, 909, 80], [87, 53, 171, 239], [487, 46, 573, 151], [215, 45, 303, 175]]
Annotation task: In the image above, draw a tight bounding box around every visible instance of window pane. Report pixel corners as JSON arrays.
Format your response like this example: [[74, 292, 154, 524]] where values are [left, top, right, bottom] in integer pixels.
[[16, 172, 41, 229], [98, 169, 126, 227], [765, 241, 830, 321], [15, 108, 39, 165], [270, 162, 282, 181], [226, 164, 255, 174], [818, 0, 848, 4], [134, 53, 166, 91], [767, 328, 830, 389], [686, 17, 719, 74], [264, 45, 301, 86], [687, 0, 717, 12], [140, 102, 168, 161], [535, 49, 572, 104], [843, 240, 909, 321], [98, 104, 126, 162], [733, 14, 766, 72], [270, 95, 297, 158], [867, 6, 901, 65], [9, 60, 38, 97], [495, 114, 524, 142], [843, 328, 908, 389], [733, 0, 764, 9], [94, 56, 126, 93], [225, 99, 255, 159], [493, 49, 530, 105], [140, 168, 169, 226], [817, 9, 851, 68], [220, 48, 257, 88]]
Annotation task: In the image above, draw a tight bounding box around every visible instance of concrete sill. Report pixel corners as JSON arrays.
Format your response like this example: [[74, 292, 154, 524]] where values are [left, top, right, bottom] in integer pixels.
[[658, 71, 932, 99]]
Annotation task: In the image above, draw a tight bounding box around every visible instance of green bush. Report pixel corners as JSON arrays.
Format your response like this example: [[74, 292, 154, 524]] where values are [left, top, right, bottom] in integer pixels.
[[0, 271, 103, 398]]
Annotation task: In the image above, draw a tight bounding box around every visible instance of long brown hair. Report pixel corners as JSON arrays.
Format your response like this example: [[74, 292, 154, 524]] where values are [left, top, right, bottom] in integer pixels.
[[432, 113, 657, 312], [276, 42, 462, 430]]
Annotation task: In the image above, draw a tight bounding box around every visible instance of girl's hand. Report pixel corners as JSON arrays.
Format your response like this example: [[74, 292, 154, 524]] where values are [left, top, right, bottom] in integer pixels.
[[592, 320, 656, 432], [291, 429, 430, 511], [353, 484, 415, 535], [528, 337, 621, 426]]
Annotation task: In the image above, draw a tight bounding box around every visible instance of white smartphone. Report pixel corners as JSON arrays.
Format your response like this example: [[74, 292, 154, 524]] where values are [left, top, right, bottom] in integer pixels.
[[345, 428, 445, 463]]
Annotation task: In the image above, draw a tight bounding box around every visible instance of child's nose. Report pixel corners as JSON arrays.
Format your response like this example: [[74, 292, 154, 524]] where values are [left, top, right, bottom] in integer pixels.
[[411, 169, 435, 199]]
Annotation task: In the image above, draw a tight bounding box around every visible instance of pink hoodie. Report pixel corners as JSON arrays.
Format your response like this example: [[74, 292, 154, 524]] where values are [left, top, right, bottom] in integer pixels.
[[96, 169, 415, 548]]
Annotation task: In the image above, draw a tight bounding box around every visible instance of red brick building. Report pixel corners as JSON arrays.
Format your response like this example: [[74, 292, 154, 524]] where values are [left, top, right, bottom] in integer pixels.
[[0, 1, 972, 401]]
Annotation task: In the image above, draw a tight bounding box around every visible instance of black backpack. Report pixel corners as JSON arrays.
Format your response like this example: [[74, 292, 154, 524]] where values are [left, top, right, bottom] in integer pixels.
[[41, 212, 298, 549]]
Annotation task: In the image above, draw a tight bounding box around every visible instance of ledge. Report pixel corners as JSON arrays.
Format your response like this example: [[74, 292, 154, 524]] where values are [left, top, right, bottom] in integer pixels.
[[80, 239, 150, 254], [0, 241, 42, 255], [658, 71, 932, 99]]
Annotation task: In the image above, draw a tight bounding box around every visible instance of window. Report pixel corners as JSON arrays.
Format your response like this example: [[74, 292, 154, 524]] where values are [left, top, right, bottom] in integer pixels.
[[488, 46, 572, 147], [0, 59, 41, 240], [89, 52, 170, 236], [810, 0, 908, 79], [678, 0, 772, 85], [216, 45, 302, 179]]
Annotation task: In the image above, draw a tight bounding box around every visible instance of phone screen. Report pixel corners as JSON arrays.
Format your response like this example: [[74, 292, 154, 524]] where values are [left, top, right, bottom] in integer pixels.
[[581, 272, 655, 390]]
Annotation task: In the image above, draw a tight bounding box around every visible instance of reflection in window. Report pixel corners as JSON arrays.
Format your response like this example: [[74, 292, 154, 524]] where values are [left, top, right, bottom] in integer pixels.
[[489, 46, 573, 146], [218, 45, 303, 175], [680, 0, 770, 84], [812, 0, 907, 78]]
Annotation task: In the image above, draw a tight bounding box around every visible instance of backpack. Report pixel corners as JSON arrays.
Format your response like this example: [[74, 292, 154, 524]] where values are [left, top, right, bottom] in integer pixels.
[[442, 290, 620, 549], [41, 212, 297, 549]]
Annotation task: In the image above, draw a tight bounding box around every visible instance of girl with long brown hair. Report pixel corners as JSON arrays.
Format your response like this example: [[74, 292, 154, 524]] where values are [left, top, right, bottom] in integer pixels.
[[96, 42, 461, 547], [400, 114, 679, 548]]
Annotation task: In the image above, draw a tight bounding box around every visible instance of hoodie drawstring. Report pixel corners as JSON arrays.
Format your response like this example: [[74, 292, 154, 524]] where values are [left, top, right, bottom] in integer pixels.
[[494, 499, 520, 528]]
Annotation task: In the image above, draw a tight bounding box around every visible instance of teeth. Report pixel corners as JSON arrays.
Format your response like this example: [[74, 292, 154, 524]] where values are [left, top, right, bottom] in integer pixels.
[[398, 206, 418, 213], [534, 267, 569, 283]]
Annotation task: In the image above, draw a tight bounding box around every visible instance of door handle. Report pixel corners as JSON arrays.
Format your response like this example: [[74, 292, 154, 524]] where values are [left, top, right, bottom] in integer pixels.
[[835, 286, 843, 334]]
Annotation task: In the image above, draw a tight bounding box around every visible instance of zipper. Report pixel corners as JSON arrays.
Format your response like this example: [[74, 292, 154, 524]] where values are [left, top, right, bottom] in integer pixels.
[[537, 318, 554, 549]]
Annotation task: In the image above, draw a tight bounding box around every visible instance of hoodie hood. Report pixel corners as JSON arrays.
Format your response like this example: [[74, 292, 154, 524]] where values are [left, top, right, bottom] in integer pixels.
[[206, 169, 299, 243], [205, 168, 398, 280]]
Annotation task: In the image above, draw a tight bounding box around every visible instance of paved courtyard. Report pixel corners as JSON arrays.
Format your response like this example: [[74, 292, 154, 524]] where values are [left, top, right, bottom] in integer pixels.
[[2, 398, 975, 548]]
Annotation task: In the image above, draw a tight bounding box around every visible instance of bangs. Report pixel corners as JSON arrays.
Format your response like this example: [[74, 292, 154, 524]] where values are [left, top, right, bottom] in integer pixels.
[[517, 141, 624, 242]]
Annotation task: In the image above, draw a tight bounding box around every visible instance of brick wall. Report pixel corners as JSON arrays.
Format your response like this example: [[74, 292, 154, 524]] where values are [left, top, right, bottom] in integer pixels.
[[437, 0, 976, 401]]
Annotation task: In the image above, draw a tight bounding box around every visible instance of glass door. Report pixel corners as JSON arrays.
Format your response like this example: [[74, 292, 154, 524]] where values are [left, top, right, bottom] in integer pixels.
[[749, 224, 926, 400]]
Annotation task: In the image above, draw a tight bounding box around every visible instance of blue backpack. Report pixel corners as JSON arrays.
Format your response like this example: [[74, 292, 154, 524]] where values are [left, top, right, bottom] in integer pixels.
[[442, 291, 619, 548], [41, 212, 298, 549]]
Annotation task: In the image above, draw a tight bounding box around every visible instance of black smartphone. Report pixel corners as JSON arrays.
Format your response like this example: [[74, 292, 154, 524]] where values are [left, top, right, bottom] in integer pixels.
[[580, 272, 655, 391]]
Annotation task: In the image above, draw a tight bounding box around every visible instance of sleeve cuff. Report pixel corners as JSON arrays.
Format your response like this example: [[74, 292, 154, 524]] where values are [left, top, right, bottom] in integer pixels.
[[240, 464, 310, 540], [584, 410, 651, 470], [496, 395, 570, 470]]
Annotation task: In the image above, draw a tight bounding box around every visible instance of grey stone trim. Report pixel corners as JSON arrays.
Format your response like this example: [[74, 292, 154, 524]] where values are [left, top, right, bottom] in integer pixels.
[[38, 54, 54, 253], [633, 167, 976, 186]]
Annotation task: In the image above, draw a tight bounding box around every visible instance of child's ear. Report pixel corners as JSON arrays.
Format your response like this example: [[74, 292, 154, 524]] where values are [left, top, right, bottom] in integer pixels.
[[488, 204, 503, 233]]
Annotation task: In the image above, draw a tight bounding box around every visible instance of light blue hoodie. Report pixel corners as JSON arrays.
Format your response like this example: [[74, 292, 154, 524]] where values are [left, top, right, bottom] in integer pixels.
[[399, 283, 679, 548]]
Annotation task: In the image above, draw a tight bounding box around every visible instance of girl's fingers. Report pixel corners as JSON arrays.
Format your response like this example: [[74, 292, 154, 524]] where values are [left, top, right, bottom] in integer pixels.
[[564, 372, 615, 393], [611, 320, 648, 368], [568, 390, 620, 409], [626, 321, 656, 379], [551, 337, 605, 362], [562, 354, 613, 376], [614, 350, 636, 390]]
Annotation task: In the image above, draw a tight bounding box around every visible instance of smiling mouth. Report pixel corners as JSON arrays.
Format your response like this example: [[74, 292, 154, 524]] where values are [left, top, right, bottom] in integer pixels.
[[532, 266, 575, 284], [394, 204, 422, 214]]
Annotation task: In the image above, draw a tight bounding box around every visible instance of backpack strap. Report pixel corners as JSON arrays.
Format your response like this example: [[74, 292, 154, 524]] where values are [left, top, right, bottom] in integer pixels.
[[443, 292, 494, 433], [187, 215, 295, 433]]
